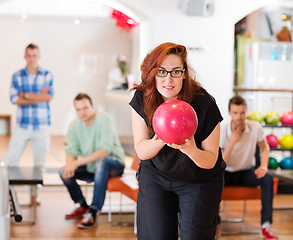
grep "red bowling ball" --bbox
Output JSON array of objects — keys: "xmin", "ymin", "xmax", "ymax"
[
  {"xmin": 281, "ymin": 111, "xmax": 293, "ymax": 126},
  {"xmin": 266, "ymin": 134, "xmax": 279, "ymax": 149},
  {"xmin": 152, "ymin": 99, "xmax": 198, "ymax": 144}
]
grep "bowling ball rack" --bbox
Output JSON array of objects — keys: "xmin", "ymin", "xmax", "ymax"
[{"xmin": 264, "ymin": 124, "xmax": 293, "ymax": 193}]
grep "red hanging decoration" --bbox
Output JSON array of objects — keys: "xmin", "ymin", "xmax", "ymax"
[{"xmin": 111, "ymin": 9, "xmax": 139, "ymax": 32}]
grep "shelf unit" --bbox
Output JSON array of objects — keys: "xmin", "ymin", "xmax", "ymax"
[
  {"xmin": 234, "ymin": 87, "xmax": 293, "ymax": 157},
  {"xmin": 263, "ymin": 124, "xmax": 293, "ymax": 155},
  {"xmin": 233, "ymin": 87, "xmax": 293, "ymax": 111},
  {"xmin": 267, "ymin": 148, "xmax": 293, "ymax": 152},
  {"xmin": 237, "ymin": 42, "xmax": 293, "ymax": 193}
]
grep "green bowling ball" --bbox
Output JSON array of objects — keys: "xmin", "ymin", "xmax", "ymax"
[
  {"xmin": 264, "ymin": 111, "xmax": 280, "ymax": 125},
  {"xmin": 268, "ymin": 157, "xmax": 279, "ymax": 170},
  {"xmin": 247, "ymin": 111, "xmax": 264, "ymax": 123}
]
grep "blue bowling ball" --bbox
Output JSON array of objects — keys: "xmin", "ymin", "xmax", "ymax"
[{"xmin": 279, "ymin": 157, "xmax": 293, "ymax": 169}]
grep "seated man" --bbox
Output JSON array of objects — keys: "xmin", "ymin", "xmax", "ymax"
[
  {"xmin": 217, "ymin": 95, "xmax": 277, "ymax": 240},
  {"xmin": 60, "ymin": 93, "xmax": 125, "ymax": 229}
]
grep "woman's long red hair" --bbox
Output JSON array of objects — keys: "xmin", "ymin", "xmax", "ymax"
[{"xmin": 132, "ymin": 42, "xmax": 203, "ymax": 136}]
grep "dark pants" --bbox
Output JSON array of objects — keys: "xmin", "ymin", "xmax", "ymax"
[
  {"xmin": 137, "ymin": 166, "xmax": 224, "ymax": 240},
  {"xmin": 224, "ymin": 168, "xmax": 274, "ymax": 224}
]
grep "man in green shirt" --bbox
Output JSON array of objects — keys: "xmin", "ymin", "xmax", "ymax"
[{"xmin": 59, "ymin": 93, "xmax": 125, "ymax": 229}]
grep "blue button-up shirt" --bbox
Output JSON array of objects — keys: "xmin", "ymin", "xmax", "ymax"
[{"xmin": 10, "ymin": 67, "xmax": 54, "ymax": 130}]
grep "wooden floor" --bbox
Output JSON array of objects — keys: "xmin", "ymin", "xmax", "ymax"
[
  {"xmin": 1, "ymin": 136, "xmax": 293, "ymax": 239},
  {"xmin": 8, "ymin": 188, "xmax": 293, "ymax": 240},
  {"xmin": 10, "ymin": 188, "xmax": 137, "ymax": 240}
]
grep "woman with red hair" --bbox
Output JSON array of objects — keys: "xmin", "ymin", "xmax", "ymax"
[{"xmin": 129, "ymin": 42, "xmax": 226, "ymax": 239}]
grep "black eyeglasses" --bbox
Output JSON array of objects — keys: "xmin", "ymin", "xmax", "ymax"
[{"xmin": 156, "ymin": 69, "xmax": 185, "ymax": 78}]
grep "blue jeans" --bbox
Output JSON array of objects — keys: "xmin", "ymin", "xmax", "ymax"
[{"xmin": 59, "ymin": 157, "xmax": 124, "ymax": 211}]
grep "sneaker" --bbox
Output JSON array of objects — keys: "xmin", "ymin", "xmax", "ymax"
[
  {"xmin": 215, "ymin": 224, "xmax": 220, "ymax": 239},
  {"xmin": 262, "ymin": 226, "xmax": 278, "ymax": 240},
  {"xmin": 65, "ymin": 206, "xmax": 88, "ymax": 219},
  {"xmin": 77, "ymin": 212, "xmax": 96, "ymax": 229}
]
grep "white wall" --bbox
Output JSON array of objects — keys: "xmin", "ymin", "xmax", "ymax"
[
  {"xmin": 119, "ymin": 0, "xmax": 288, "ymax": 122},
  {"xmin": 0, "ymin": 15, "xmax": 131, "ymax": 135},
  {"xmin": 0, "ymin": 0, "xmax": 290, "ymax": 136}
]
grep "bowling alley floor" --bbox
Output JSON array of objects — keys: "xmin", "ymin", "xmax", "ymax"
[
  {"xmin": 9, "ymin": 190, "xmax": 293, "ymax": 240},
  {"xmin": 1, "ymin": 135, "xmax": 293, "ymax": 239}
]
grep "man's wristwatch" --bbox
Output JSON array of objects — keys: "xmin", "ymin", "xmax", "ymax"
[{"xmin": 23, "ymin": 92, "xmax": 26, "ymax": 99}]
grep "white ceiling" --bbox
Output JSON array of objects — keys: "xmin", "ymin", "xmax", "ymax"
[
  {"xmin": 0, "ymin": 0, "xmax": 112, "ymax": 18},
  {"xmin": 1, "ymin": 0, "xmax": 293, "ymax": 23}
]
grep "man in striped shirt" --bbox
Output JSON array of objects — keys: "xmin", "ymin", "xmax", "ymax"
[{"xmin": 7, "ymin": 43, "xmax": 54, "ymax": 173}]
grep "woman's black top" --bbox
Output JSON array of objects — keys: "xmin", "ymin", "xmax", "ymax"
[{"xmin": 129, "ymin": 89, "xmax": 226, "ymax": 182}]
